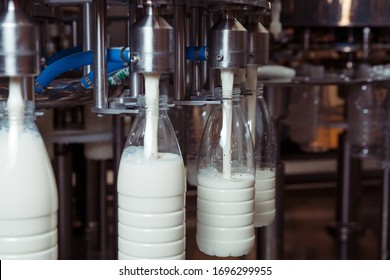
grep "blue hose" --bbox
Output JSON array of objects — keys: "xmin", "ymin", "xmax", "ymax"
[
  {"xmin": 46, "ymin": 46, "xmax": 83, "ymax": 65},
  {"xmin": 186, "ymin": 46, "xmax": 208, "ymax": 61},
  {"xmin": 81, "ymin": 62, "xmax": 126, "ymax": 89},
  {"xmin": 35, "ymin": 47, "xmax": 131, "ymax": 93}
]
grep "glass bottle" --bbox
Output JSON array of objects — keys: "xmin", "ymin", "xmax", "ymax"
[
  {"xmin": 251, "ymin": 84, "xmax": 277, "ymax": 227},
  {"xmin": 117, "ymin": 94, "xmax": 186, "ymax": 260},
  {"xmin": 0, "ymin": 101, "xmax": 58, "ymax": 260},
  {"xmin": 196, "ymin": 88, "xmax": 255, "ymax": 257}
]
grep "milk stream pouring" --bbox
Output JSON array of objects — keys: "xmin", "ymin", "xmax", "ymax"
[
  {"xmin": 0, "ymin": 101, "xmax": 58, "ymax": 260},
  {"xmin": 117, "ymin": 94, "xmax": 186, "ymax": 260},
  {"xmin": 196, "ymin": 82, "xmax": 256, "ymax": 257}
]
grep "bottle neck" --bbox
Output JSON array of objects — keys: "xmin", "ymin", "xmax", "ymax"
[
  {"xmin": 214, "ymin": 87, "xmax": 242, "ymax": 102},
  {"xmin": 257, "ymin": 84, "xmax": 265, "ymax": 98},
  {"xmin": 0, "ymin": 101, "xmax": 35, "ymax": 121},
  {"xmin": 137, "ymin": 94, "xmax": 169, "ymax": 112}
]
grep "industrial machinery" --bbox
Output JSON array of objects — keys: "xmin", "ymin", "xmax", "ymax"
[{"xmin": 0, "ymin": 0, "xmax": 389, "ymax": 260}]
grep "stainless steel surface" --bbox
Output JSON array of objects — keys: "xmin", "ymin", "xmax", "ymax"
[
  {"xmin": 82, "ymin": 2, "xmax": 93, "ymax": 75},
  {"xmin": 130, "ymin": 5, "xmax": 174, "ymax": 73},
  {"xmin": 173, "ymin": 5, "xmax": 186, "ymax": 100},
  {"xmin": 174, "ymin": 4, "xmax": 186, "ymax": 100},
  {"xmin": 53, "ymin": 143, "xmax": 73, "ymax": 260},
  {"xmin": 93, "ymin": 0, "xmax": 108, "ymax": 111},
  {"xmin": 208, "ymin": 11, "xmax": 247, "ymax": 69},
  {"xmin": 0, "ymin": 0, "xmax": 40, "ymax": 76},
  {"xmin": 245, "ymin": 16, "xmax": 269, "ymax": 65},
  {"xmin": 281, "ymin": 0, "xmax": 390, "ymax": 27}
]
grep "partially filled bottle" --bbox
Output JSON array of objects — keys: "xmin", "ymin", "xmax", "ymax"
[
  {"xmin": 196, "ymin": 87, "xmax": 255, "ymax": 257},
  {"xmin": 117, "ymin": 94, "xmax": 186, "ymax": 260},
  {"xmin": 0, "ymin": 101, "xmax": 58, "ymax": 260},
  {"xmin": 252, "ymin": 85, "xmax": 277, "ymax": 227}
]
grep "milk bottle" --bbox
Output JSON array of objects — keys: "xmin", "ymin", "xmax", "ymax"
[
  {"xmin": 117, "ymin": 86, "xmax": 186, "ymax": 259},
  {"xmin": 0, "ymin": 99, "xmax": 58, "ymax": 260},
  {"xmin": 196, "ymin": 71, "xmax": 255, "ymax": 257}
]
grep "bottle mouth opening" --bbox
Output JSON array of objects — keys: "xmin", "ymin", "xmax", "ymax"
[
  {"xmin": 213, "ymin": 87, "xmax": 242, "ymax": 100},
  {"xmin": 136, "ymin": 94, "xmax": 169, "ymax": 108},
  {"xmin": 0, "ymin": 100, "xmax": 35, "ymax": 117}
]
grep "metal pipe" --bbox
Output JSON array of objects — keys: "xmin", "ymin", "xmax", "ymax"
[
  {"xmin": 53, "ymin": 143, "xmax": 73, "ymax": 260},
  {"xmin": 174, "ymin": 4, "xmax": 186, "ymax": 100},
  {"xmin": 93, "ymin": 0, "xmax": 108, "ymax": 111},
  {"xmin": 335, "ymin": 131, "xmax": 361, "ymax": 259},
  {"xmin": 112, "ymin": 115, "xmax": 124, "ymax": 259},
  {"xmin": 128, "ymin": 1, "xmax": 143, "ymax": 97},
  {"xmin": 99, "ymin": 160, "xmax": 107, "ymax": 257},
  {"xmin": 83, "ymin": 2, "xmax": 93, "ymax": 75},
  {"xmin": 191, "ymin": 7, "xmax": 203, "ymax": 95}
]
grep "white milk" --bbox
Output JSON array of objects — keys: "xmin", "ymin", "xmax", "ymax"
[
  {"xmin": 196, "ymin": 168, "xmax": 255, "ymax": 257},
  {"xmin": 117, "ymin": 146, "xmax": 186, "ymax": 259},
  {"xmin": 246, "ymin": 65, "xmax": 258, "ymax": 143},
  {"xmin": 220, "ymin": 69, "xmax": 235, "ymax": 179},
  {"xmin": 143, "ymin": 73, "xmax": 161, "ymax": 159},
  {"xmin": 0, "ymin": 129, "xmax": 58, "ymax": 259},
  {"xmin": 254, "ymin": 169, "xmax": 276, "ymax": 227}
]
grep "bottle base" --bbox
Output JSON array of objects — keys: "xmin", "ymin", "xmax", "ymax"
[
  {"xmin": 196, "ymin": 235, "xmax": 255, "ymax": 257},
  {"xmin": 118, "ymin": 251, "xmax": 185, "ymax": 260}
]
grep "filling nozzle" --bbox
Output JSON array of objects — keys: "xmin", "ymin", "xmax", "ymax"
[
  {"xmin": 129, "ymin": 1, "xmax": 174, "ymax": 74},
  {"xmin": 0, "ymin": 0, "xmax": 40, "ymax": 77},
  {"xmin": 208, "ymin": 9, "xmax": 248, "ymax": 69},
  {"xmin": 245, "ymin": 15, "xmax": 269, "ymax": 66}
]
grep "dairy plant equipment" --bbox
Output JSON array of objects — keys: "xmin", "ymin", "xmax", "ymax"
[{"xmin": 1, "ymin": 0, "xmax": 389, "ymax": 260}]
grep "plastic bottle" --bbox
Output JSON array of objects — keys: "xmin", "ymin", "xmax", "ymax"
[
  {"xmin": 251, "ymin": 84, "xmax": 277, "ymax": 227},
  {"xmin": 117, "ymin": 94, "xmax": 186, "ymax": 260},
  {"xmin": 196, "ymin": 87, "xmax": 255, "ymax": 257},
  {"xmin": 0, "ymin": 101, "xmax": 58, "ymax": 260}
]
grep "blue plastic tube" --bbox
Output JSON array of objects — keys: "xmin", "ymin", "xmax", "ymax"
[
  {"xmin": 81, "ymin": 62, "xmax": 126, "ymax": 89},
  {"xmin": 46, "ymin": 46, "xmax": 83, "ymax": 65},
  {"xmin": 185, "ymin": 46, "xmax": 208, "ymax": 61},
  {"xmin": 35, "ymin": 47, "xmax": 130, "ymax": 93}
]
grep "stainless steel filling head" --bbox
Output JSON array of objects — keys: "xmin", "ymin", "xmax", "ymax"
[
  {"xmin": 0, "ymin": 0, "xmax": 40, "ymax": 77},
  {"xmin": 245, "ymin": 17, "xmax": 269, "ymax": 65},
  {"xmin": 129, "ymin": 5, "xmax": 174, "ymax": 73},
  {"xmin": 208, "ymin": 12, "xmax": 248, "ymax": 69}
]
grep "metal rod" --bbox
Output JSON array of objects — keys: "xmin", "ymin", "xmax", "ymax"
[
  {"xmin": 83, "ymin": 2, "xmax": 93, "ymax": 75},
  {"xmin": 112, "ymin": 115, "xmax": 125, "ymax": 259},
  {"xmin": 174, "ymin": 4, "xmax": 186, "ymax": 100},
  {"xmin": 191, "ymin": 7, "xmax": 202, "ymax": 94},
  {"xmin": 53, "ymin": 143, "xmax": 72, "ymax": 260},
  {"xmin": 99, "ymin": 160, "xmax": 107, "ymax": 257},
  {"xmin": 85, "ymin": 159, "xmax": 99, "ymax": 255},
  {"xmin": 93, "ymin": 0, "xmax": 108, "ymax": 110}
]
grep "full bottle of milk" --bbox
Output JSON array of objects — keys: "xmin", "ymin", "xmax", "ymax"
[
  {"xmin": 117, "ymin": 94, "xmax": 186, "ymax": 260},
  {"xmin": 0, "ymin": 101, "xmax": 58, "ymax": 260},
  {"xmin": 196, "ymin": 87, "xmax": 255, "ymax": 257}
]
